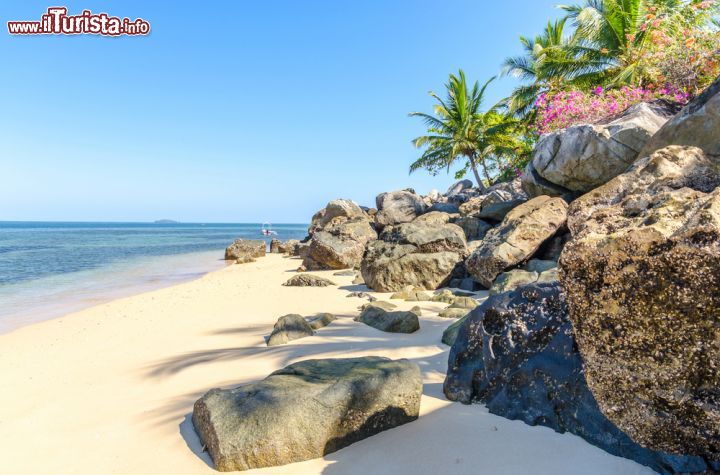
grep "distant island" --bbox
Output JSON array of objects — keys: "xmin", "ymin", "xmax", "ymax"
[{"xmin": 153, "ymin": 219, "xmax": 179, "ymax": 224}]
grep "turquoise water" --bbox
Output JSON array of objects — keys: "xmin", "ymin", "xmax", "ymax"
[{"xmin": 0, "ymin": 222, "xmax": 308, "ymax": 332}]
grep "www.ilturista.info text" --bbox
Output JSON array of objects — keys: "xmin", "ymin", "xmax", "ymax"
[{"xmin": 8, "ymin": 7, "xmax": 150, "ymax": 36}]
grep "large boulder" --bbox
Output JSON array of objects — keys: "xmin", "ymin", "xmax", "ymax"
[
  {"xmin": 523, "ymin": 102, "xmax": 677, "ymax": 197},
  {"xmin": 443, "ymin": 283, "xmax": 715, "ymax": 473},
  {"xmin": 375, "ymin": 190, "xmax": 427, "ymax": 228},
  {"xmin": 465, "ymin": 196, "xmax": 568, "ymax": 287},
  {"xmin": 360, "ymin": 220, "xmax": 467, "ymax": 292},
  {"xmin": 355, "ymin": 306, "xmax": 420, "ymax": 333},
  {"xmin": 560, "ymin": 145, "xmax": 720, "ymax": 459},
  {"xmin": 266, "ymin": 314, "xmax": 314, "ymax": 347},
  {"xmin": 380, "ymin": 221, "xmax": 467, "ymax": 254},
  {"xmin": 193, "ymin": 357, "xmax": 422, "ymax": 472},
  {"xmin": 641, "ymin": 75, "xmax": 720, "ymax": 157},
  {"xmin": 304, "ymin": 200, "xmax": 377, "ymax": 270},
  {"xmin": 225, "ymin": 239, "xmax": 266, "ymax": 260},
  {"xmin": 308, "ymin": 199, "xmax": 367, "ymax": 234},
  {"xmin": 361, "ymin": 244, "xmax": 459, "ymax": 293}
]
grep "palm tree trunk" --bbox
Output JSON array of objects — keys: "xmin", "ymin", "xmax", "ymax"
[
  {"xmin": 468, "ymin": 155, "xmax": 486, "ymax": 192},
  {"xmin": 480, "ymin": 159, "xmax": 492, "ymax": 187}
]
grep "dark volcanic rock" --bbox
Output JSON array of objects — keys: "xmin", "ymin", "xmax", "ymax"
[
  {"xmin": 443, "ymin": 283, "xmax": 715, "ymax": 474},
  {"xmin": 193, "ymin": 357, "xmax": 422, "ymax": 471},
  {"xmin": 560, "ymin": 145, "xmax": 720, "ymax": 459},
  {"xmin": 355, "ymin": 306, "xmax": 420, "ymax": 333},
  {"xmin": 283, "ymin": 274, "xmax": 336, "ymax": 287}
]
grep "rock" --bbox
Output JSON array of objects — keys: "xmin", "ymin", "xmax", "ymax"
[
  {"xmin": 413, "ymin": 211, "xmax": 452, "ymax": 225},
  {"xmin": 441, "ymin": 313, "xmax": 471, "ymax": 346},
  {"xmin": 346, "ymin": 291, "xmax": 376, "ymax": 302},
  {"xmin": 446, "ymin": 179, "xmax": 474, "ymax": 197},
  {"xmin": 193, "ymin": 357, "xmax": 422, "ymax": 472},
  {"xmin": 375, "ymin": 190, "xmax": 427, "ymax": 228},
  {"xmin": 352, "ymin": 274, "xmax": 365, "ymax": 285},
  {"xmin": 269, "ymin": 238, "xmax": 282, "ymax": 253},
  {"xmin": 360, "ymin": 220, "xmax": 468, "ymax": 292},
  {"xmin": 438, "ymin": 307, "xmax": 470, "ymax": 319},
  {"xmin": 390, "ymin": 288, "xmax": 432, "ymax": 301},
  {"xmin": 278, "ymin": 239, "xmax": 301, "ymax": 255},
  {"xmin": 476, "ymin": 191, "xmax": 527, "ymax": 222},
  {"xmin": 489, "ymin": 270, "xmax": 539, "ymax": 295},
  {"xmin": 305, "ymin": 313, "xmax": 336, "ymax": 330},
  {"xmin": 355, "ymin": 306, "xmax": 420, "ymax": 333},
  {"xmin": 333, "ymin": 270, "xmax": 357, "ymax": 277},
  {"xmin": 443, "ymin": 283, "xmax": 714, "ymax": 473},
  {"xmin": 235, "ymin": 256, "xmax": 256, "ymax": 264},
  {"xmin": 304, "ymin": 219, "xmax": 377, "ymax": 270},
  {"xmin": 535, "ymin": 232, "xmax": 570, "ymax": 261},
  {"xmin": 524, "ymin": 259, "xmax": 557, "ymax": 273},
  {"xmin": 283, "ymin": 274, "xmax": 336, "ymax": 287},
  {"xmin": 409, "ymin": 305, "xmax": 422, "ymax": 316},
  {"xmin": 295, "ymin": 242, "xmax": 311, "ymax": 259},
  {"xmin": 467, "ymin": 240, "xmax": 482, "ymax": 254},
  {"xmin": 266, "ymin": 314, "xmax": 314, "ymax": 347},
  {"xmin": 454, "ymin": 217, "xmax": 492, "ymax": 241},
  {"xmin": 465, "ymin": 196, "xmax": 568, "ymax": 287},
  {"xmin": 361, "ymin": 241, "xmax": 462, "ymax": 292},
  {"xmin": 431, "ymin": 289, "xmax": 457, "ymax": 304},
  {"xmin": 521, "ymin": 161, "xmax": 573, "ymax": 198},
  {"xmin": 524, "ymin": 102, "xmax": 676, "ymax": 196},
  {"xmin": 446, "ymin": 296, "xmax": 478, "ymax": 310},
  {"xmin": 358, "ymin": 301, "xmax": 397, "ymax": 312},
  {"xmin": 427, "ymin": 202, "xmax": 460, "ymax": 214},
  {"xmin": 303, "ymin": 199, "xmax": 377, "ymax": 270},
  {"xmin": 225, "ymin": 239, "xmax": 266, "ymax": 261},
  {"xmin": 308, "ymin": 199, "xmax": 367, "ymax": 234},
  {"xmin": 459, "ymin": 179, "xmax": 529, "ymax": 222},
  {"xmin": 426, "ymin": 189, "xmax": 442, "ymax": 202},
  {"xmin": 380, "ymin": 222, "xmax": 467, "ymax": 254},
  {"xmin": 559, "ymin": 145, "xmax": 720, "ymax": 459},
  {"xmin": 536, "ymin": 267, "xmax": 559, "ymax": 284},
  {"xmin": 640, "ymin": 76, "xmax": 720, "ymax": 157},
  {"xmin": 453, "ymin": 277, "xmax": 477, "ymax": 292}
]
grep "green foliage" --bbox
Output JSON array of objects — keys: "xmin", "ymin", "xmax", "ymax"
[
  {"xmin": 503, "ymin": 0, "xmax": 720, "ymax": 125},
  {"xmin": 409, "ymin": 71, "xmax": 526, "ymax": 189}
]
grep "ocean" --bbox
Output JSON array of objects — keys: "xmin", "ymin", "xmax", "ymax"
[{"xmin": 0, "ymin": 222, "xmax": 308, "ymax": 332}]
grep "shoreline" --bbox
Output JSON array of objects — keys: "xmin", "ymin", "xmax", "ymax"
[
  {"xmin": 0, "ymin": 249, "xmax": 233, "ymax": 334},
  {"xmin": 0, "ymin": 254, "xmax": 652, "ymax": 474}
]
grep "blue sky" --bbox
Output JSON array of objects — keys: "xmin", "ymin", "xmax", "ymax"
[{"xmin": 1, "ymin": 0, "xmax": 562, "ymax": 223}]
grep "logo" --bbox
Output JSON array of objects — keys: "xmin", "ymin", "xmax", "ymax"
[{"xmin": 8, "ymin": 7, "xmax": 150, "ymax": 36}]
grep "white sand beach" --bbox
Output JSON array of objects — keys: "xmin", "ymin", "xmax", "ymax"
[{"xmin": 0, "ymin": 254, "xmax": 653, "ymax": 475}]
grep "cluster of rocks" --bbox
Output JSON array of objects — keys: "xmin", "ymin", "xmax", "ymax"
[
  {"xmin": 206, "ymin": 76, "xmax": 720, "ymax": 473},
  {"xmin": 444, "ymin": 76, "xmax": 720, "ymax": 472}
]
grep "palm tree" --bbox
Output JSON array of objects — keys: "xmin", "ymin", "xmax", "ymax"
[
  {"xmin": 502, "ymin": 18, "xmax": 575, "ymax": 119},
  {"xmin": 557, "ymin": 0, "xmax": 697, "ymax": 86},
  {"xmin": 409, "ymin": 71, "xmax": 522, "ymax": 190}
]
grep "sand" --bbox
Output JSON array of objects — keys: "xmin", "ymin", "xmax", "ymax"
[{"xmin": 0, "ymin": 254, "xmax": 653, "ymax": 474}]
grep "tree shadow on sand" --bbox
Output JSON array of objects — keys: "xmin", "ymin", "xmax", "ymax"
[{"xmin": 142, "ymin": 314, "xmax": 455, "ymax": 468}]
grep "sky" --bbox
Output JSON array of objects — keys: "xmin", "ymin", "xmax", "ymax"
[{"xmin": 0, "ymin": 0, "xmax": 563, "ymax": 223}]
